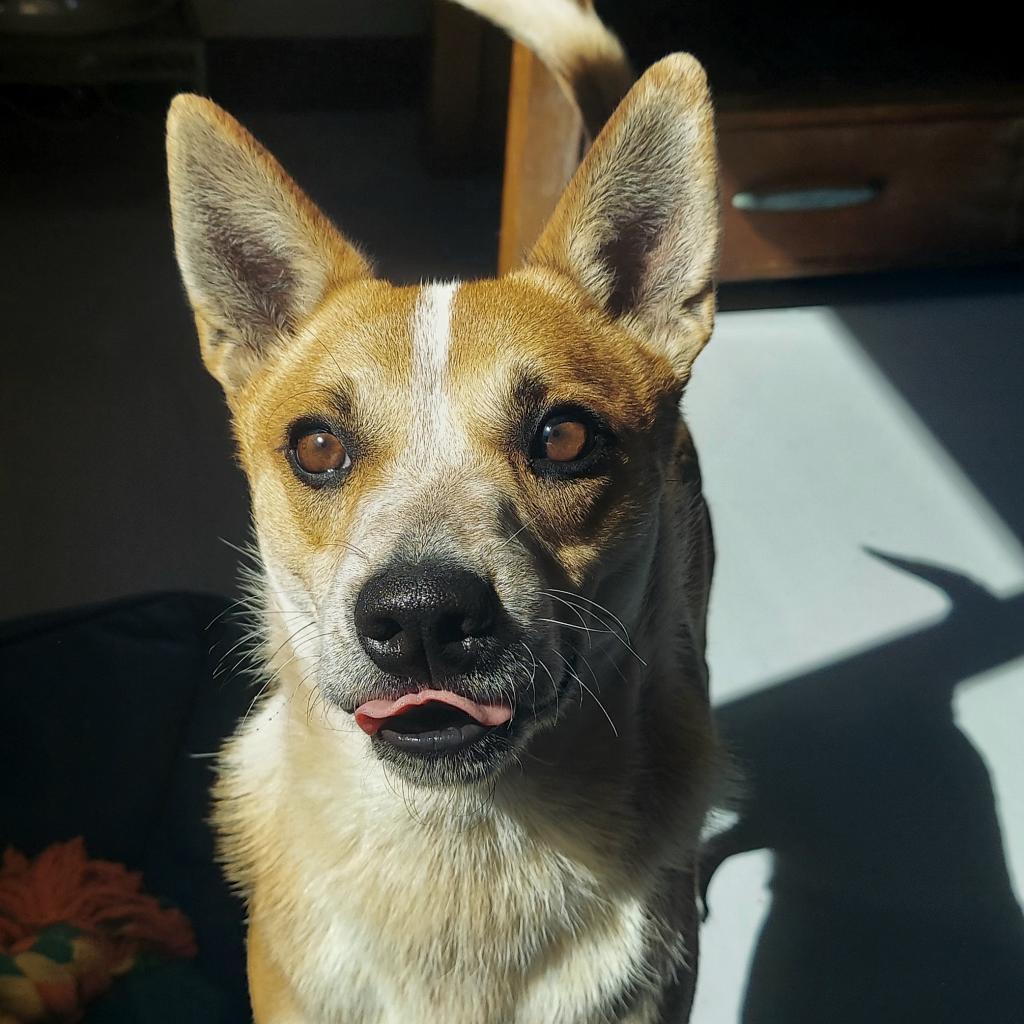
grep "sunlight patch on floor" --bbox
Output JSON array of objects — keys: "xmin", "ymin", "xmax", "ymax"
[{"xmin": 688, "ymin": 305, "xmax": 1024, "ymax": 704}]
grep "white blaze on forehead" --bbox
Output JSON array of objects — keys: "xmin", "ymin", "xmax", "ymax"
[
  {"xmin": 408, "ymin": 281, "xmax": 462, "ymax": 460},
  {"xmin": 411, "ymin": 280, "xmax": 458, "ymax": 390}
]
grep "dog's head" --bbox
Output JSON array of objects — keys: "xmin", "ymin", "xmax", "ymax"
[{"xmin": 167, "ymin": 56, "xmax": 718, "ymax": 787}]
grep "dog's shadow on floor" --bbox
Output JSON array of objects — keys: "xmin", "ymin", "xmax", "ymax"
[{"xmin": 703, "ymin": 552, "xmax": 1024, "ymax": 1024}]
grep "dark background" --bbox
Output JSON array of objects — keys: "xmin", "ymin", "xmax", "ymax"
[{"xmin": 1, "ymin": 0, "xmax": 505, "ymax": 620}]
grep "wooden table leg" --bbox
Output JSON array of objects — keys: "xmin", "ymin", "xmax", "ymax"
[{"xmin": 498, "ymin": 41, "xmax": 583, "ymax": 273}]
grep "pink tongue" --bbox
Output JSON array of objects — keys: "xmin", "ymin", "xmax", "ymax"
[{"xmin": 355, "ymin": 690, "xmax": 512, "ymax": 736}]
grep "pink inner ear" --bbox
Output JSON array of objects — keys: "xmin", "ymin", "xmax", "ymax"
[{"xmin": 354, "ymin": 690, "xmax": 513, "ymax": 735}]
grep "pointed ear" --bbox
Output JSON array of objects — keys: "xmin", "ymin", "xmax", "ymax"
[
  {"xmin": 527, "ymin": 54, "xmax": 719, "ymax": 379},
  {"xmin": 166, "ymin": 95, "xmax": 371, "ymax": 391}
]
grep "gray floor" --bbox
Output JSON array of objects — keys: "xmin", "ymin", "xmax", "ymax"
[{"xmin": 2, "ymin": 98, "xmax": 1022, "ymax": 1021}]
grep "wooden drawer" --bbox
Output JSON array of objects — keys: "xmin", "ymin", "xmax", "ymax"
[{"xmin": 717, "ymin": 103, "xmax": 1024, "ymax": 281}]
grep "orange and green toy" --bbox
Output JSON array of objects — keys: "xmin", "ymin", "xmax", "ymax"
[{"xmin": 0, "ymin": 839, "xmax": 196, "ymax": 1023}]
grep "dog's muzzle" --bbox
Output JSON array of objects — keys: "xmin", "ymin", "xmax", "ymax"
[{"xmin": 351, "ymin": 561, "xmax": 523, "ymax": 763}]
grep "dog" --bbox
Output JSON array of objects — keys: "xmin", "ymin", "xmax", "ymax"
[{"xmin": 166, "ymin": 1, "xmax": 721, "ymax": 1019}]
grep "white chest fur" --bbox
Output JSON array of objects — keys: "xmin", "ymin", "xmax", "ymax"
[{"xmin": 217, "ymin": 694, "xmax": 676, "ymax": 1024}]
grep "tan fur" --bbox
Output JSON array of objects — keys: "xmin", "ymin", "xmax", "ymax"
[
  {"xmin": 166, "ymin": 16, "xmax": 721, "ymax": 1024},
  {"xmin": 248, "ymin": 925, "xmax": 307, "ymax": 1024}
]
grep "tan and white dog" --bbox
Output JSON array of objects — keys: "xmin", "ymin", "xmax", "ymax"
[{"xmin": 167, "ymin": 1, "xmax": 721, "ymax": 1020}]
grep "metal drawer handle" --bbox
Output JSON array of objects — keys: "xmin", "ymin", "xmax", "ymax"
[{"xmin": 732, "ymin": 183, "xmax": 883, "ymax": 212}]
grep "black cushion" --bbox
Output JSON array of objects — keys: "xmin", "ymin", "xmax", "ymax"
[{"xmin": 0, "ymin": 592, "xmax": 254, "ymax": 1022}]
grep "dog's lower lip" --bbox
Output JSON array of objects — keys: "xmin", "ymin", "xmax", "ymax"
[
  {"xmin": 367, "ymin": 697, "xmax": 502, "ymax": 757},
  {"xmin": 378, "ymin": 721, "xmax": 489, "ymax": 754}
]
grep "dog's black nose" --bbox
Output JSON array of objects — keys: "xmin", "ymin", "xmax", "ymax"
[{"xmin": 354, "ymin": 563, "xmax": 505, "ymax": 682}]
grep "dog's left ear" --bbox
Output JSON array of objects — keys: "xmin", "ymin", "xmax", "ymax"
[
  {"xmin": 527, "ymin": 54, "xmax": 719, "ymax": 380},
  {"xmin": 167, "ymin": 95, "xmax": 371, "ymax": 392}
]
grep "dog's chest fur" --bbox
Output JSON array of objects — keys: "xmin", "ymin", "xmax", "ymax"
[{"xmin": 219, "ymin": 684, "xmax": 681, "ymax": 1024}]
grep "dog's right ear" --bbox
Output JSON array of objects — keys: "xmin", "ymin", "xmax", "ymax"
[{"xmin": 167, "ymin": 95, "xmax": 371, "ymax": 392}]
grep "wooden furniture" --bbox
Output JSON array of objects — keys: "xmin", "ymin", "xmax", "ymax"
[
  {"xmin": 498, "ymin": 45, "xmax": 584, "ymax": 274},
  {"xmin": 715, "ymin": 95, "xmax": 1024, "ymax": 281},
  {"xmin": 496, "ymin": 40, "xmax": 1024, "ymax": 281}
]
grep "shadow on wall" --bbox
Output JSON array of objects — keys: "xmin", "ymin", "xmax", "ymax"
[{"xmin": 703, "ymin": 554, "xmax": 1024, "ymax": 1024}]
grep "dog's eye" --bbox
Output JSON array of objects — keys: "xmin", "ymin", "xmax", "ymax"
[
  {"xmin": 531, "ymin": 408, "xmax": 607, "ymax": 477},
  {"xmin": 542, "ymin": 417, "xmax": 589, "ymax": 462},
  {"xmin": 293, "ymin": 429, "xmax": 351, "ymax": 476}
]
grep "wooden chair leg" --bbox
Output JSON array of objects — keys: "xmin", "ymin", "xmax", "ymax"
[{"xmin": 498, "ymin": 42, "xmax": 583, "ymax": 273}]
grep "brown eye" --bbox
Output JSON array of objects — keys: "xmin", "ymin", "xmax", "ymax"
[
  {"xmin": 530, "ymin": 407, "xmax": 610, "ymax": 478},
  {"xmin": 294, "ymin": 429, "xmax": 350, "ymax": 475},
  {"xmin": 542, "ymin": 417, "xmax": 589, "ymax": 462}
]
